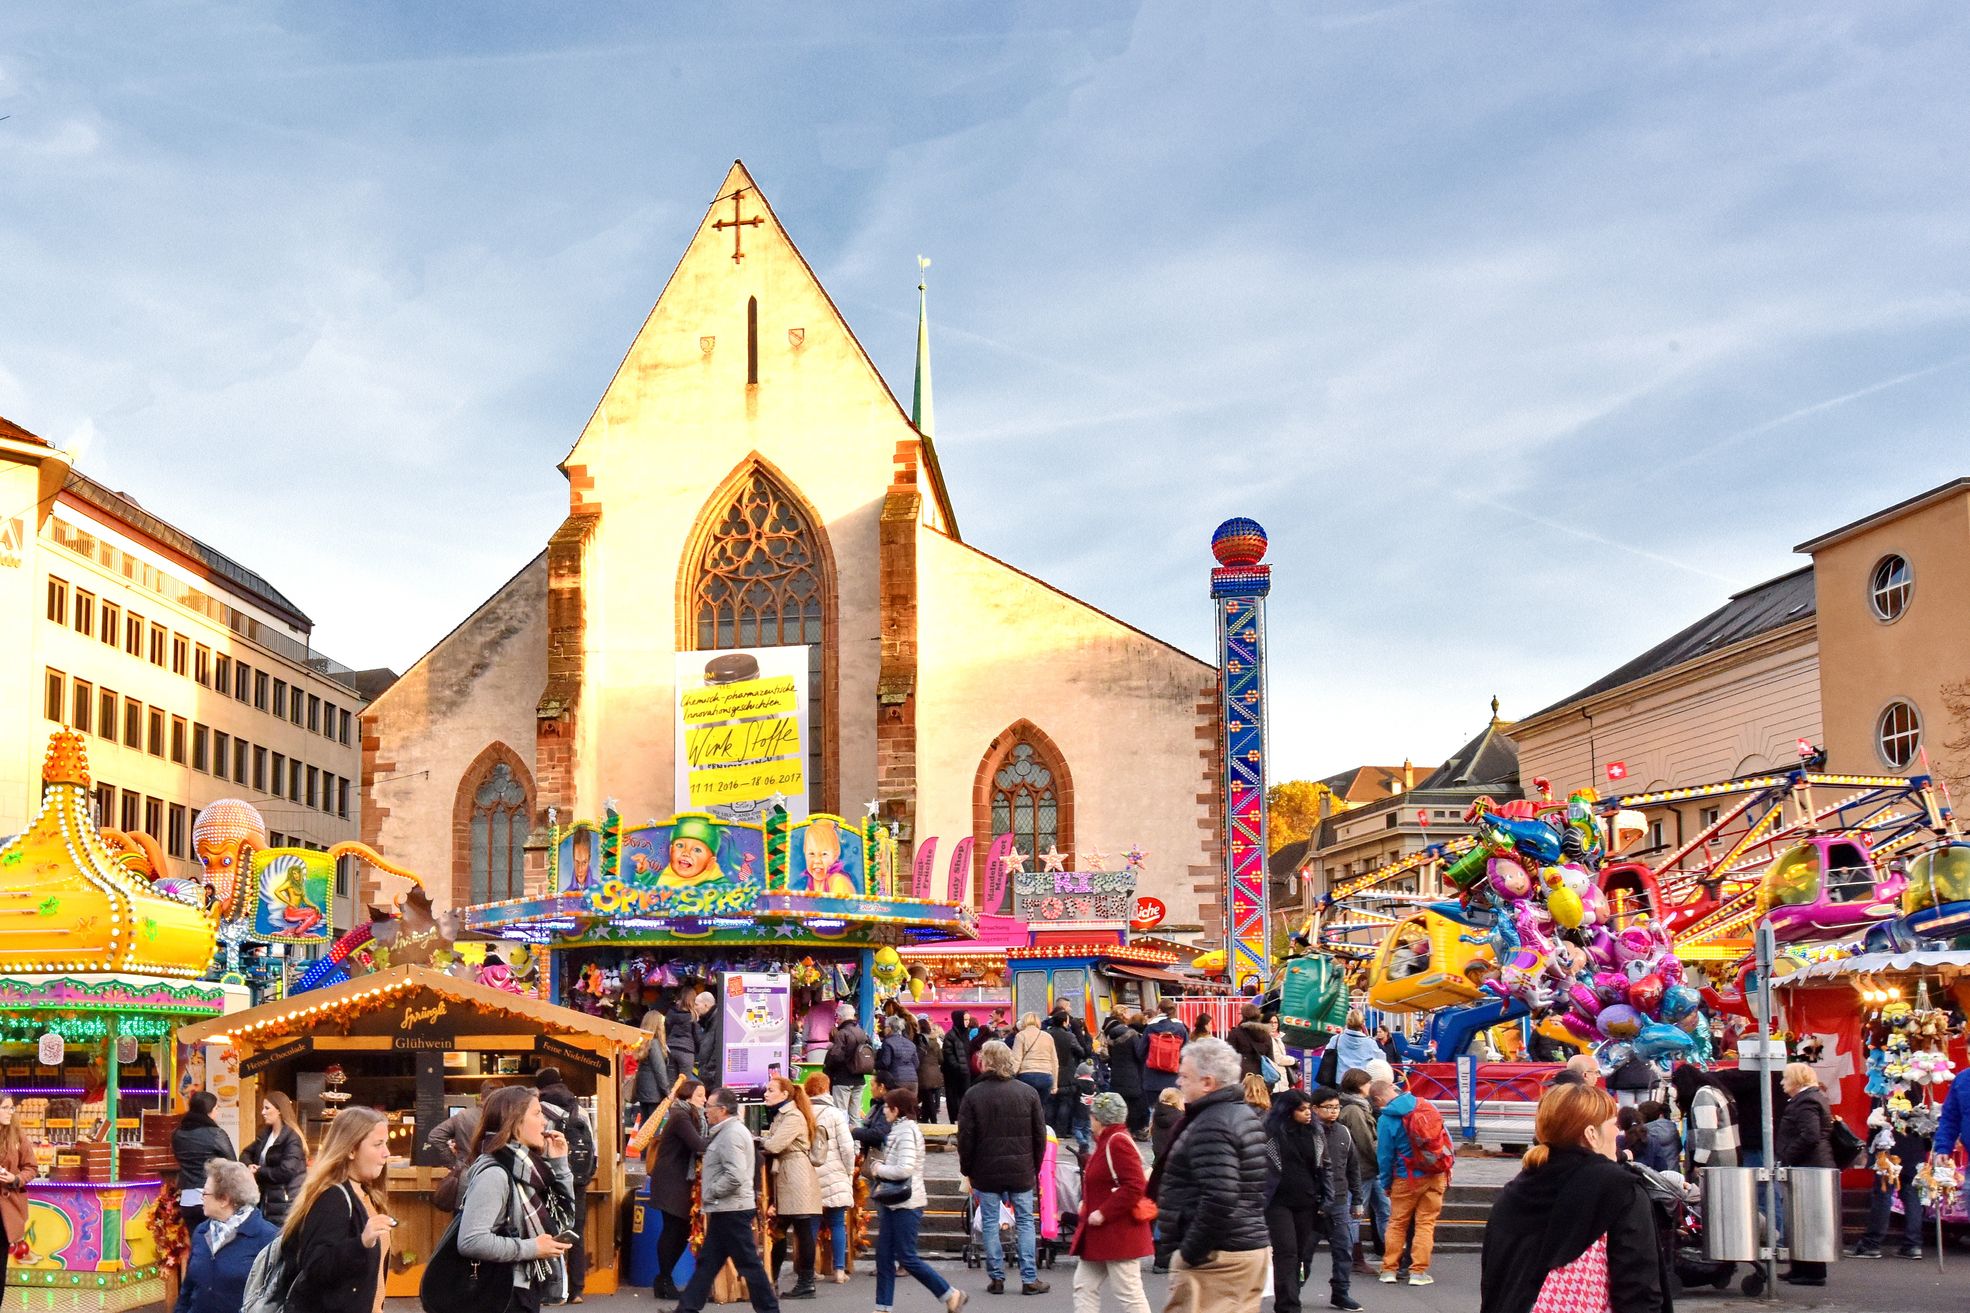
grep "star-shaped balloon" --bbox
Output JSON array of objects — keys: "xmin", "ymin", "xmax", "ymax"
[
  {"xmin": 1002, "ymin": 846, "xmax": 1030, "ymax": 875},
  {"xmin": 1082, "ymin": 848, "xmax": 1109, "ymax": 872},
  {"xmin": 865, "ymin": 799, "xmax": 881, "ymax": 818},
  {"xmin": 1041, "ymin": 845, "xmax": 1068, "ymax": 873}
]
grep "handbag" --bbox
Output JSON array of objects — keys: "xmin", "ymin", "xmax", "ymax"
[
  {"xmin": 873, "ymin": 1122, "xmax": 920, "ymax": 1207},
  {"xmin": 1103, "ymin": 1136, "xmax": 1158, "ymax": 1223},
  {"xmin": 420, "ymin": 1169, "xmax": 519, "ymax": 1313}
]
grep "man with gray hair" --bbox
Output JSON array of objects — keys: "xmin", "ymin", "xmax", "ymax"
[
  {"xmin": 669, "ymin": 1088, "xmax": 779, "ymax": 1313},
  {"xmin": 1148, "ymin": 1036, "xmax": 1270, "ymax": 1312},
  {"xmin": 957, "ymin": 1038, "xmax": 1050, "ymax": 1295}
]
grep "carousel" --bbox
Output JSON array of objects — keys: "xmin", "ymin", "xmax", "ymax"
[{"xmin": 0, "ymin": 732, "xmax": 228, "ymax": 1311}]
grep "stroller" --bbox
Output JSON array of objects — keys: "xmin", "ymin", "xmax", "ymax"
[
  {"xmin": 962, "ymin": 1131, "xmax": 1077, "ymax": 1271},
  {"xmin": 1628, "ymin": 1162, "xmax": 1734, "ymax": 1295}
]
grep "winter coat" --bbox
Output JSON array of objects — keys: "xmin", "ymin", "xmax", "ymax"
[
  {"xmin": 1071, "ymin": 1123, "xmax": 1154, "ymax": 1262},
  {"xmin": 1103, "ymin": 1020, "xmax": 1145, "ymax": 1096},
  {"xmin": 942, "ymin": 1019, "xmax": 974, "ymax": 1085},
  {"xmin": 1227, "ymin": 1020, "xmax": 1273, "ymax": 1077},
  {"xmin": 810, "ymin": 1101, "xmax": 857, "ymax": 1209},
  {"xmin": 1267, "ymin": 1118, "xmax": 1324, "ymax": 1211},
  {"xmin": 1330, "ymin": 1027, "xmax": 1384, "ymax": 1080},
  {"xmin": 1152, "ymin": 1084, "xmax": 1270, "ymax": 1264},
  {"xmin": 1011, "ymin": 1025, "xmax": 1057, "ymax": 1089},
  {"xmin": 696, "ymin": 1010, "xmax": 722, "ymax": 1087},
  {"xmin": 172, "ymin": 1121, "xmax": 236, "ymax": 1199},
  {"xmin": 700, "ymin": 1115, "xmax": 757, "ymax": 1214},
  {"xmin": 1045, "ymin": 1019, "xmax": 1087, "ymax": 1083},
  {"xmin": 1376, "ymin": 1092, "xmax": 1449, "ymax": 1187},
  {"xmin": 1479, "ymin": 1147, "xmax": 1668, "ymax": 1313},
  {"xmin": 824, "ymin": 1021, "xmax": 872, "ymax": 1087},
  {"xmin": 875, "ymin": 1031, "xmax": 920, "ymax": 1088},
  {"xmin": 871, "ymin": 1117, "xmax": 930, "ymax": 1211},
  {"xmin": 1637, "ymin": 1119, "xmax": 1680, "ymax": 1174},
  {"xmin": 665, "ymin": 1005, "xmax": 699, "ymax": 1077},
  {"xmin": 1319, "ymin": 1118, "xmax": 1364, "ymax": 1207},
  {"xmin": 282, "ymin": 1182, "xmax": 381, "ymax": 1313},
  {"xmin": 1933, "ymin": 1068, "xmax": 1970, "ymax": 1158},
  {"xmin": 916, "ymin": 1030, "xmax": 945, "ymax": 1091},
  {"xmin": 761, "ymin": 1101, "xmax": 822, "ymax": 1216},
  {"xmin": 957, "ymin": 1074, "xmax": 1048, "ymax": 1194},
  {"xmin": 1141, "ymin": 1018, "xmax": 1189, "ymax": 1094},
  {"xmin": 1337, "ymin": 1092, "xmax": 1379, "ymax": 1181},
  {"xmin": 0, "ymin": 1137, "xmax": 35, "ymax": 1245},
  {"xmin": 632, "ymin": 1034, "xmax": 673, "ymax": 1105},
  {"xmin": 646, "ymin": 1104, "xmax": 709, "ymax": 1218},
  {"xmin": 242, "ymin": 1126, "xmax": 309, "ymax": 1223},
  {"xmin": 175, "ymin": 1210, "xmax": 280, "ymax": 1313},
  {"xmin": 1776, "ymin": 1086, "xmax": 1835, "ymax": 1169}
]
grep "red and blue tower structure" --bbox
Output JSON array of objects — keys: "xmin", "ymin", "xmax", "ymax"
[{"xmin": 1211, "ymin": 517, "xmax": 1271, "ymax": 994}]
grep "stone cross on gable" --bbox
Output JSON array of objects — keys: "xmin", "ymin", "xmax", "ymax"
[{"xmin": 713, "ymin": 188, "xmax": 764, "ymax": 264}]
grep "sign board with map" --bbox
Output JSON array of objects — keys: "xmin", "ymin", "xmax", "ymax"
[{"xmin": 718, "ymin": 970, "xmax": 790, "ymax": 1098}]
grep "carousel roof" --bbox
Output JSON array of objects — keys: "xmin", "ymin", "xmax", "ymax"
[
  {"xmin": 0, "ymin": 732, "xmax": 216, "ymax": 978},
  {"xmin": 1774, "ymin": 949, "xmax": 1970, "ymax": 983}
]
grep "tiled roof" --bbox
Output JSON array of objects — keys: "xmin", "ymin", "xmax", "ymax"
[
  {"xmin": 1526, "ymin": 566, "xmax": 1815, "ymax": 721},
  {"xmin": 1418, "ymin": 721, "xmax": 1520, "ymax": 791},
  {"xmin": 0, "ymin": 415, "xmax": 51, "ymax": 446}
]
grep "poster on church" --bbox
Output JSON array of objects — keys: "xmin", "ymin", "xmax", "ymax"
[{"xmin": 674, "ymin": 646, "xmax": 810, "ymax": 822}]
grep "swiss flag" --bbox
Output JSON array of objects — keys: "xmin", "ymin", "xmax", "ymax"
[
  {"xmin": 1416, "ymin": 809, "xmax": 1430, "ymax": 827},
  {"xmin": 1796, "ymin": 738, "xmax": 1815, "ymax": 758},
  {"xmin": 1606, "ymin": 761, "xmax": 1628, "ymax": 782}
]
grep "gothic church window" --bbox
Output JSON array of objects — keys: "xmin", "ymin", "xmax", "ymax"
[
  {"xmin": 687, "ymin": 467, "xmax": 830, "ymax": 805},
  {"xmin": 467, "ymin": 760, "xmax": 528, "ymax": 905},
  {"xmin": 975, "ymin": 722, "xmax": 1074, "ymax": 914}
]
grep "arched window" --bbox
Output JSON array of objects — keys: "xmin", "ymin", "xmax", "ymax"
[
  {"xmin": 683, "ymin": 461, "xmax": 835, "ymax": 810},
  {"xmin": 974, "ymin": 721, "xmax": 1075, "ymax": 914},
  {"xmin": 452, "ymin": 743, "xmax": 534, "ymax": 909}
]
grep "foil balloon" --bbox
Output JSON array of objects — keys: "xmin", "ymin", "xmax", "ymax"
[
  {"xmin": 1658, "ymin": 983, "xmax": 1701, "ymax": 1022},
  {"xmin": 1549, "ymin": 886, "xmax": 1585, "ymax": 929},
  {"xmin": 1489, "ymin": 857, "xmax": 1535, "ymax": 900},
  {"xmin": 1592, "ymin": 972, "xmax": 1631, "ymax": 1005},
  {"xmin": 1629, "ymin": 972, "xmax": 1666, "ymax": 1016},
  {"xmin": 1633, "ymin": 1021, "xmax": 1696, "ymax": 1062},
  {"xmin": 1569, "ymin": 983, "xmax": 1606, "ymax": 1019},
  {"xmin": 908, "ymin": 977, "xmax": 927, "ymax": 1001},
  {"xmin": 1598, "ymin": 1040, "xmax": 1636, "ymax": 1073},
  {"xmin": 1598, "ymin": 1004, "xmax": 1643, "ymax": 1039}
]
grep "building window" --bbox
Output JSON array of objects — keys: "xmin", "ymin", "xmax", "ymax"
[
  {"xmin": 272, "ymin": 752, "xmax": 285, "ymax": 792},
  {"xmin": 98, "ymin": 688, "xmax": 117, "ymax": 741},
  {"xmin": 273, "ymin": 680, "xmax": 287, "ymax": 718},
  {"xmin": 143, "ymin": 796, "xmax": 163, "ymax": 841},
  {"xmin": 214, "ymin": 731, "xmax": 230, "ymax": 773},
  {"xmin": 307, "ymin": 694, "xmax": 320, "ymax": 732},
  {"xmin": 1647, "ymin": 818, "xmax": 1666, "ymax": 851},
  {"xmin": 125, "ymin": 612, "xmax": 143, "ymax": 656},
  {"xmin": 214, "ymin": 653, "xmax": 231, "ymax": 692},
  {"xmin": 44, "ymin": 670, "xmax": 64, "ymax": 722},
  {"xmin": 71, "ymin": 678, "xmax": 93, "ymax": 732},
  {"xmin": 338, "ymin": 708, "xmax": 351, "ymax": 745},
  {"xmin": 323, "ymin": 701, "xmax": 337, "ymax": 738},
  {"xmin": 289, "ymin": 760, "xmax": 302, "ymax": 801},
  {"xmin": 687, "ymin": 465, "xmax": 832, "ymax": 806},
  {"xmin": 466, "ymin": 761, "xmax": 529, "ymax": 906},
  {"xmin": 234, "ymin": 739, "xmax": 248, "ymax": 785},
  {"xmin": 254, "ymin": 670, "xmax": 269, "ymax": 710},
  {"xmin": 337, "ymin": 776, "xmax": 350, "ymax": 819},
  {"xmin": 1878, "ymin": 700, "xmax": 1922, "ymax": 769},
  {"xmin": 306, "ymin": 766, "xmax": 319, "ymax": 808},
  {"xmin": 193, "ymin": 724, "xmax": 209, "ymax": 772},
  {"xmin": 234, "ymin": 661, "xmax": 250, "ymax": 702},
  {"xmin": 195, "ymin": 645, "xmax": 211, "ymax": 686},
  {"xmin": 119, "ymin": 789, "xmax": 140, "ymax": 833},
  {"xmin": 92, "ymin": 783, "xmax": 114, "ymax": 828},
  {"xmin": 123, "ymin": 698, "xmax": 142, "ymax": 749},
  {"xmin": 73, "ymin": 590, "xmax": 94, "ymax": 635},
  {"xmin": 46, "ymin": 577, "xmax": 67, "ymax": 625},
  {"xmin": 167, "ymin": 804, "xmax": 187, "ymax": 859},
  {"xmin": 978, "ymin": 723, "xmax": 1075, "ymax": 914},
  {"xmin": 172, "ymin": 634, "xmax": 189, "ymax": 676},
  {"xmin": 147, "ymin": 708, "xmax": 164, "ymax": 757},
  {"xmin": 1870, "ymin": 554, "xmax": 1913, "ymax": 621},
  {"xmin": 170, "ymin": 716, "xmax": 187, "ymax": 765},
  {"xmin": 253, "ymin": 746, "xmax": 267, "ymax": 792},
  {"xmin": 149, "ymin": 623, "xmax": 167, "ymax": 667},
  {"xmin": 99, "ymin": 601, "xmax": 120, "ymax": 646},
  {"xmin": 291, "ymin": 692, "xmax": 304, "ymax": 727}
]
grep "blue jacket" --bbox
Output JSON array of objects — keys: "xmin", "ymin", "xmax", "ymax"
[
  {"xmin": 1376, "ymin": 1092, "xmax": 1431, "ymax": 1188},
  {"xmin": 1934, "ymin": 1069, "xmax": 1970, "ymax": 1158},
  {"xmin": 175, "ymin": 1211, "xmax": 279, "ymax": 1313}
]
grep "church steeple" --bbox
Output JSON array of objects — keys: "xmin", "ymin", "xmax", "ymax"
[{"xmin": 912, "ymin": 256, "xmax": 934, "ymax": 439}]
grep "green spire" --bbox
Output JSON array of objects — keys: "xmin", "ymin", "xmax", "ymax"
[{"xmin": 912, "ymin": 255, "xmax": 934, "ymax": 438}]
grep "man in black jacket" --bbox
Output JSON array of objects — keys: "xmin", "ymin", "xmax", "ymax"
[
  {"xmin": 1103, "ymin": 1009, "xmax": 1148, "ymax": 1138},
  {"xmin": 536, "ymin": 1068, "xmax": 596, "ymax": 1300},
  {"xmin": 1043, "ymin": 1008, "xmax": 1088, "ymax": 1140},
  {"xmin": 821, "ymin": 1004, "xmax": 872, "ymax": 1116},
  {"xmin": 1227, "ymin": 1002, "xmax": 1273, "ymax": 1078},
  {"xmin": 956, "ymin": 1040, "xmax": 1050, "ymax": 1296},
  {"xmin": 1150, "ymin": 1036, "xmax": 1270, "ymax": 1311},
  {"xmin": 1141, "ymin": 1000, "xmax": 1189, "ymax": 1103}
]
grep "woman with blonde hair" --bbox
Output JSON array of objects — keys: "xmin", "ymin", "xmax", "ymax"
[
  {"xmin": 242, "ymin": 1090, "xmax": 310, "ymax": 1223},
  {"xmin": 632, "ymin": 1010, "xmax": 673, "ymax": 1122},
  {"xmin": 762, "ymin": 1073, "xmax": 823, "ymax": 1299},
  {"xmin": 1011, "ymin": 1012, "xmax": 1056, "ymax": 1104},
  {"xmin": 279, "ymin": 1107, "xmax": 395, "ymax": 1313},
  {"xmin": 802, "ymin": 1072, "xmax": 858, "ymax": 1283},
  {"xmin": 1775, "ymin": 1063, "xmax": 1835, "ymax": 1287},
  {"xmin": 1479, "ymin": 1083, "xmax": 1667, "ymax": 1313},
  {"xmin": 1242, "ymin": 1072, "xmax": 1273, "ymax": 1112}
]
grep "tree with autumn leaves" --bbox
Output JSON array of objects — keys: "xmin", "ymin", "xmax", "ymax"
[{"xmin": 1267, "ymin": 779, "xmax": 1342, "ymax": 852}]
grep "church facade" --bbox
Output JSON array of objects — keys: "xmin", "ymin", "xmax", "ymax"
[{"xmin": 361, "ymin": 163, "xmax": 1224, "ymax": 938}]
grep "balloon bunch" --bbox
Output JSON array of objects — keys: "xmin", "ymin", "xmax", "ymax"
[{"xmin": 1450, "ymin": 787, "xmax": 1709, "ymax": 1074}]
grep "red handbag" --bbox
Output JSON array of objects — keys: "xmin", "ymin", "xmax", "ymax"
[{"xmin": 1103, "ymin": 1137, "xmax": 1158, "ymax": 1222}]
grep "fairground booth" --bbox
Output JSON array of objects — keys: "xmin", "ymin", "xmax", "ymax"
[
  {"xmin": 457, "ymin": 806, "xmax": 978, "ymax": 1082},
  {"xmin": 0, "ymin": 733, "xmax": 229, "ymax": 1311},
  {"xmin": 176, "ymin": 966, "xmax": 647, "ymax": 1297}
]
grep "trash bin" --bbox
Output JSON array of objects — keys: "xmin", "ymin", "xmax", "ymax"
[
  {"xmin": 626, "ymin": 1179, "xmax": 661, "ymax": 1287},
  {"xmin": 1785, "ymin": 1168, "xmax": 1842, "ymax": 1263},
  {"xmin": 1701, "ymin": 1166, "xmax": 1760, "ymax": 1262}
]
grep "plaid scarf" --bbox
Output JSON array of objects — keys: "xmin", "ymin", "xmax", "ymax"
[{"xmin": 495, "ymin": 1145, "xmax": 562, "ymax": 1291}]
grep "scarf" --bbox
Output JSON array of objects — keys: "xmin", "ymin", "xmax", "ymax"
[
  {"xmin": 495, "ymin": 1145, "xmax": 562, "ymax": 1292},
  {"xmin": 206, "ymin": 1206, "xmax": 255, "ymax": 1255},
  {"xmin": 1478, "ymin": 1148, "xmax": 1654, "ymax": 1313}
]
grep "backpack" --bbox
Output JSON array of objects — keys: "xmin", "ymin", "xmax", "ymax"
[
  {"xmin": 852, "ymin": 1036, "xmax": 877, "ymax": 1077},
  {"xmin": 547, "ymin": 1102, "xmax": 598, "ymax": 1188},
  {"xmin": 1400, "ymin": 1099, "xmax": 1455, "ymax": 1178},
  {"xmin": 1145, "ymin": 1029, "xmax": 1183, "ymax": 1074},
  {"xmin": 239, "ymin": 1237, "xmax": 291, "ymax": 1313},
  {"xmin": 807, "ymin": 1113, "xmax": 832, "ymax": 1168}
]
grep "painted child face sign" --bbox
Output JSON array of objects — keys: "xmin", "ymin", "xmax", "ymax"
[
  {"xmin": 669, "ymin": 837, "xmax": 715, "ymax": 882},
  {"xmin": 803, "ymin": 822, "xmax": 841, "ymax": 874}
]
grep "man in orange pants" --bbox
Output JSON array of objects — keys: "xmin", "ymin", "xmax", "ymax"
[{"xmin": 1370, "ymin": 1078, "xmax": 1453, "ymax": 1286}]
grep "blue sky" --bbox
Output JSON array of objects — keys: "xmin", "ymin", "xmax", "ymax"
[{"xmin": 3, "ymin": 3, "xmax": 1967, "ymax": 781}]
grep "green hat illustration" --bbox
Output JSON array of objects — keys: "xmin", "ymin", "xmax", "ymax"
[{"xmin": 670, "ymin": 816, "xmax": 721, "ymax": 852}]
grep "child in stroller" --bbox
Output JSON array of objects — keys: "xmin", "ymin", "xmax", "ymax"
[
  {"xmin": 1628, "ymin": 1161, "xmax": 1734, "ymax": 1294},
  {"xmin": 962, "ymin": 1131, "xmax": 1083, "ymax": 1271}
]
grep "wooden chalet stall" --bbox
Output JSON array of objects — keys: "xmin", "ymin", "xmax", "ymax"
[{"xmin": 177, "ymin": 966, "xmax": 645, "ymax": 1297}]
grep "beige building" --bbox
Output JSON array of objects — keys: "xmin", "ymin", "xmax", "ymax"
[
  {"xmin": 0, "ymin": 416, "xmax": 367, "ymax": 925},
  {"xmin": 1513, "ymin": 477, "xmax": 1968, "ymax": 857},
  {"xmin": 363, "ymin": 162, "xmax": 1223, "ymax": 931}
]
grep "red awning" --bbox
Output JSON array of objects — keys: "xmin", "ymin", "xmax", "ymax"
[{"xmin": 1105, "ymin": 963, "xmax": 1192, "ymax": 986}]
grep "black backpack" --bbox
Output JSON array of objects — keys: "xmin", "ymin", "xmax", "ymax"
[{"xmin": 547, "ymin": 1102, "xmax": 598, "ymax": 1188}]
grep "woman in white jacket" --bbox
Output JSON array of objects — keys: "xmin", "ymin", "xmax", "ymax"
[
  {"xmin": 803, "ymin": 1072, "xmax": 859, "ymax": 1283},
  {"xmin": 869, "ymin": 1088, "xmax": 965, "ymax": 1313}
]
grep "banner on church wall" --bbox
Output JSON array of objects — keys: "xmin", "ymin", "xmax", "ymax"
[{"xmin": 674, "ymin": 646, "xmax": 810, "ymax": 822}]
